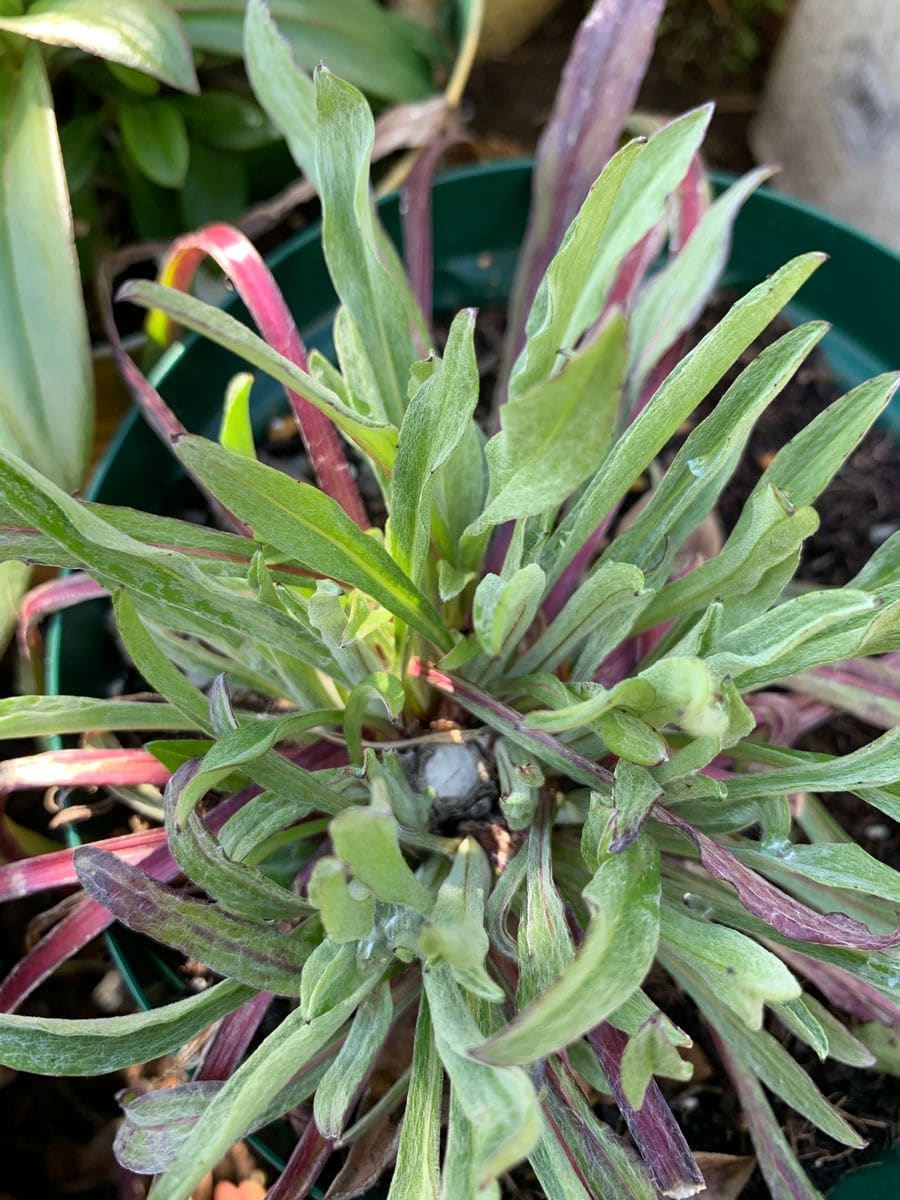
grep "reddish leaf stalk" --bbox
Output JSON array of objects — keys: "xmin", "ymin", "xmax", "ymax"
[
  {"xmin": 153, "ymin": 225, "xmax": 368, "ymax": 529},
  {"xmin": 17, "ymin": 573, "xmax": 108, "ymax": 687},
  {"xmin": 266, "ymin": 1119, "xmax": 333, "ymax": 1200},
  {"xmin": 587, "ymin": 1021, "xmax": 705, "ymax": 1198},
  {"xmin": 197, "ymin": 990, "xmax": 273, "ymax": 1082}
]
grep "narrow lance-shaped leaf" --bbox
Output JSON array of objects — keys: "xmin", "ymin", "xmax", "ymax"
[
  {"xmin": 315, "ymin": 67, "xmax": 427, "ymax": 424},
  {"xmin": 0, "ymin": 695, "xmax": 195, "ymax": 740},
  {"xmin": 386, "ymin": 995, "xmax": 442, "ymax": 1200},
  {"xmin": 713, "ymin": 1033, "xmax": 825, "ymax": 1200},
  {"xmin": 243, "ymin": 0, "xmax": 316, "ymax": 182},
  {"xmin": 503, "ymin": 0, "xmax": 665, "ymax": 376},
  {"xmin": 0, "ymin": 980, "xmax": 252, "ymax": 1075},
  {"xmin": 542, "ymin": 252, "xmax": 825, "ymax": 585},
  {"xmin": 654, "ymin": 806, "xmax": 900, "ymax": 950},
  {"xmin": 119, "ymin": 279, "xmax": 398, "ymax": 475},
  {"xmin": 176, "ymin": 435, "xmax": 452, "ymax": 652},
  {"xmin": 74, "ymin": 848, "xmax": 312, "ymax": 996},
  {"xmin": 425, "ymin": 964, "xmax": 542, "ymax": 1193},
  {"xmin": 474, "ymin": 838, "xmax": 660, "ymax": 1066},
  {"xmin": 390, "ymin": 309, "xmax": 479, "ymax": 582},
  {"xmin": 165, "ymin": 764, "xmax": 313, "ymax": 922},
  {"xmin": 147, "ymin": 222, "xmax": 367, "ymax": 527},
  {"xmin": 314, "ymin": 982, "xmax": 393, "ymax": 1139},
  {"xmin": 147, "ymin": 981, "xmax": 376, "ymax": 1200}
]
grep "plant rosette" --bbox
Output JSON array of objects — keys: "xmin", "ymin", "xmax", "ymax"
[{"xmin": 2, "ymin": 3, "xmax": 900, "ymax": 1200}]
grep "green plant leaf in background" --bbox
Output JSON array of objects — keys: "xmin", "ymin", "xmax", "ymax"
[
  {"xmin": 118, "ymin": 98, "xmax": 191, "ymax": 189},
  {"xmin": 0, "ymin": 0, "xmax": 199, "ymax": 93}
]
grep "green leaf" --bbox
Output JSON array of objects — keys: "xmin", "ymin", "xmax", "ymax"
[
  {"xmin": 243, "ymin": 0, "xmax": 316, "ymax": 182},
  {"xmin": 0, "ymin": 695, "xmax": 196, "ymax": 739},
  {"xmin": 425, "ymin": 964, "xmax": 541, "ymax": 1192},
  {"xmin": 517, "ymin": 804, "xmax": 573, "ymax": 1006},
  {"xmin": 565, "ymin": 106, "xmax": 714, "ymax": 343},
  {"xmin": 184, "ymin": 0, "xmax": 436, "ymax": 103},
  {"xmin": 308, "ymin": 856, "xmax": 375, "ymax": 943},
  {"xmin": 329, "ymin": 806, "xmax": 433, "ymax": 915},
  {"xmin": 315, "ymin": 68, "xmax": 426, "ymax": 425},
  {"xmin": 343, "ymin": 671, "xmax": 404, "ymax": 765},
  {"xmin": 473, "ymin": 563, "xmax": 545, "ymax": 660},
  {"xmin": 468, "ymin": 312, "xmax": 627, "ymax": 535},
  {"xmin": 171, "ymin": 705, "xmax": 340, "ymax": 825},
  {"xmin": 514, "ymin": 559, "xmax": 645, "ymax": 679},
  {"xmin": 636, "ymin": 485, "xmax": 819, "ymax": 633},
  {"xmin": 606, "ymin": 321, "xmax": 828, "ymax": 574},
  {"xmin": 620, "ymin": 1014, "xmax": 693, "ymax": 1110},
  {"xmin": 772, "ymin": 997, "xmax": 830, "ymax": 1062},
  {"xmin": 218, "ymin": 373, "xmax": 256, "ymax": 458},
  {"xmin": 148, "ymin": 980, "xmax": 375, "ymax": 1200},
  {"xmin": 119, "ymin": 99, "xmax": 189, "ymax": 188},
  {"xmin": 419, "ymin": 837, "xmax": 503, "ymax": 1002},
  {"xmin": 853, "ymin": 1022, "xmax": 900, "ymax": 1077},
  {"xmin": 120, "ymin": 280, "xmax": 398, "ymax": 474},
  {"xmin": 668, "ymin": 955, "xmax": 864, "ymax": 1148},
  {"xmin": 0, "ymin": 451, "xmax": 332, "ymax": 677},
  {"xmin": 390, "ymin": 309, "xmax": 479, "ymax": 583},
  {"xmin": 750, "ymin": 372, "xmax": 900, "ymax": 512},
  {"xmin": 75, "ymin": 847, "xmax": 313, "ymax": 996},
  {"xmin": 0, "ymin": 0, "xmax": 198, "ymax": 92},
  {"xmin": 597, "ymin": 710, "xmax": 668, "ymax": 767},
  {"xmin": 508, "ymin": 137, "xmax": 644, "ymax": 398},
  {"xmin": 166, "ymin": 798, "xmax": 312, "ymax": 922},
  {"xmin": 660, "ymin": 905, "xmax": 800, "ymax": 1030},
  {"xmin": 175, "ymin": 90, "xmax": 273, "ymax": 152},
  {"xmin": 627, "ymin": 165, "xmax": 771, "ymax": 395},
  {"xmin": 0, "ymin": 979, "xmax": 252, "ymax": 1074},
  {"xmin": 737, "ymin": 842, "xmax": 900, "ymax": 906},
  {"xmin": 314, "ymin": 981, "xmax": 392, "ymax": 1138},
  {"xmin": 386, "ymin": 995, "xmax": 442, "ymax": 1200},
  {"xmin": 0, "ymin": 50, "xmax": 93, "ymax": 492},
  {"xmin": 175, "ymin": 436, "xmax": 452, "ymax": 651},
  {"xmin": 543, "ymin": 252, "xmax": 825, "ymax": 585},
  {"xmin": 475, "ymin": 838, "xmax": 660, "ymax": 1066}
]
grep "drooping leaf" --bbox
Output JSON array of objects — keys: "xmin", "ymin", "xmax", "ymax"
[
  {"xmin": 74, "ymin": 848, "xmax": 312, "ymax": 995},
  {"xmin": 0, "ymin": 979, "xmax": 252, "ymax": 1074},
  {"xmin": 655, "ymin": 807, "xmax": 900, "ymax": 950}
]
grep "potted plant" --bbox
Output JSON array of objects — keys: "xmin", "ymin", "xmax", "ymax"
[{"xmin": 2, "ymin": 2, "xmax": 899, "ymax": 1197}]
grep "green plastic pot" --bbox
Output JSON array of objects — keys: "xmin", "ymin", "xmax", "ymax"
[{"xmin": 46, "ymin": 159, "xmax": 900, "ymax": 1193}]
